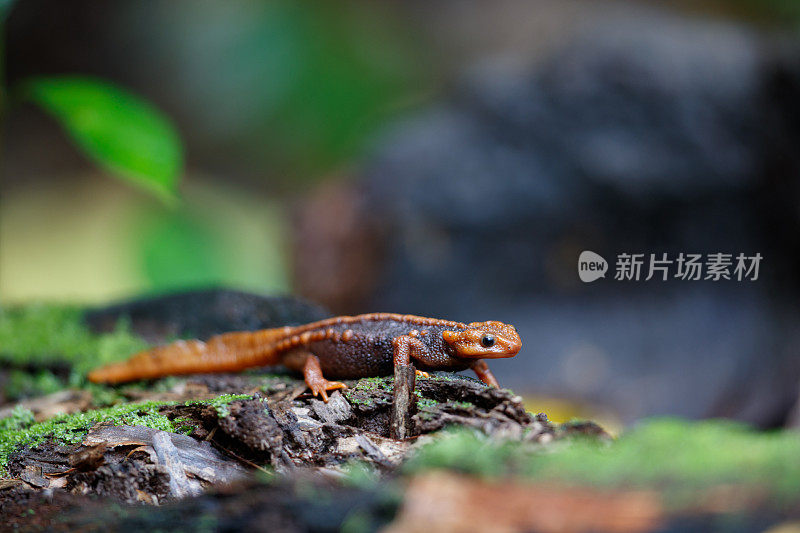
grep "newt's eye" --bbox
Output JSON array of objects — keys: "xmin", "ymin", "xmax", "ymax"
[{"xmin": 481, "ymin": 334, "xmax": 495, "ymax": 348}]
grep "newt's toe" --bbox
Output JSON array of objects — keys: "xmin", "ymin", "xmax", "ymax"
[
  {"xmin": 415, "ymin": 370, "xmax": 430, "ymax": 379},
  {"xmin": 310, "ymin": 380, "xmax": 347, "ymax": 403}
]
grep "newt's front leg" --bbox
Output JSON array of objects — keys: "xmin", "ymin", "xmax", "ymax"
[
  {"xmin": 470, "ymin": 359, "xmax": 499, "ymax": 387},
  {"xmin": 302, "ymin": 354, "xmax": 347, "ymax": 402},
  {"xmin": 392, "ymin": 335, "xmax": 431, "ymax": 378},
  {"xmin": 392, "ymin": 335, "xmax": 429, "ymax": 369}
]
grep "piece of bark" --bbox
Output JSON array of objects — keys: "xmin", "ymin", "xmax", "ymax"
[
  {"xmin": 390, "ymin": 364, "xmax": 417, "ymax": 439},
  {"xmin": 310, "ymin": 391, "xmax": 352, "ymax": 424},
  {"xmin": 69, "ymin": 443, "xmax": 108, "ymax": 471},
  {"xmin": 6, "ymin": 444, "xmax": 79, "ymax": 478},
  {"xmin": 19, "ymin": 466, "xmax": 49, "ymax": 489},
  {"xmin": 215, "ymin": 399, "xmax": 285, "ymax": 456},
  {"xmin": 152, "ymin": 430, "xmax": 203, "ymax": 499},
  {"xmin": 354, "ymin": 434, "xmax": 393, "ymax": 468},
  {"xmin": 83, "ymin": 424, "xmax": 246, "ymax": 485}
]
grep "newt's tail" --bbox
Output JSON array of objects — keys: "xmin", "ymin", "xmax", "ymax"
[{"xmin": 87, "ymin": 327, "xmax": 292, "ymax": 384}]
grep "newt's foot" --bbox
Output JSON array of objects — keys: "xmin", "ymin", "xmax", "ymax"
[
  {"xmin": 301, "ymin": 353, "xmax": 348, "ymax": 402},
  {"xmin": 307, "ymin": 379, "xmax": 347, "ymax": 402},
  {"xmin": 415, "ymin": 370, "xmax": 430, "ymax": 379}
]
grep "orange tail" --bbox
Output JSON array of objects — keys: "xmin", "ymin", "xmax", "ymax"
[{"xmin": 87, "ymin": 327, "xmax": 293, "ymax": 384}]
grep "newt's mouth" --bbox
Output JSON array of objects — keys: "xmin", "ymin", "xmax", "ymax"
[
  {"xmin": 454, "ymin": 340, "xmax": 521, "ymax": 359},
  {"xmin": 469, "ymin": 347, "xmax": 520, "ymax": 359}
]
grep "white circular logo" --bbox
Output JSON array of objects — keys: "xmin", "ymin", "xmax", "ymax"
[{"xmin": 578, "ymin": 251, "xmax": 608, "ymax": 283}]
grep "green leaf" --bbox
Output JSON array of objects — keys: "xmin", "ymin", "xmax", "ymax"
[{"xmin": 23, "ymin": 76, "xmax": 183, "ymax": 203}]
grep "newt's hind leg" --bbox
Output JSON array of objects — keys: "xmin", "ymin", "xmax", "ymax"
[{"xmin": 302, "ymin": 354, "xmax": 347, "ymax": 402}]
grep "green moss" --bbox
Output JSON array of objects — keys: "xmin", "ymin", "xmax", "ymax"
[
  {"xmin": 353, "ymin": 378, "xmax": 378, "ymax": 392},
  {"xmin": 344, "ymin": 392, "xmax": 374, "ymax": 406},
  {"xmin": 355, "ymin": 380, "xmax": 378, "ymax": 392},
  {"xmin": 353, "ymin": 376, "xmax": 393, "ymax": 393},
  {"xmin": 405, "ymin": 418, "xmax": 800, "ymax": 506},
  {"xmin": 0, "ymin": 392, "xmax": 264, "ymax": 474},
  {"xmin": 527, "ymin": 419, "xmax": 800, "ymax": 500},
  {"xmin": 0, "ymin": 405, "xmax": 35, "ymax": 432},
  {"xmin": 415, "ymin": 397, "xmax": 472, "ymax": 411},
  {"xmin": 405, "ymin": 427, "xmax": 513, "ymax": 478},
  {"xmin": 340, "ymin": 460, "xmax": 381, "ymax": 489},
  {"xmin": 0, "ymin": 400, "xmax": 178, "ymax": 475},
  {"xmin": 0, "ymin": 304, "xmax": 149, "ymax": 379},
  {"xmin": 417, "ymin": 411, "xmax": 436, "ymax": 421},
  {"xmin": 416, "ymin": 398, "xmax": 438, "ymax": 410},
  {"xmin": 187, "ymin": 393, "xmax": 253, "ymax": 418},
  {"xmin": 345, "ymin": 376, "xmax": 395, "ymax": 406},
  {"xmin": 172, "ymin": 417, "xmax": 198, "ymax": 436}
]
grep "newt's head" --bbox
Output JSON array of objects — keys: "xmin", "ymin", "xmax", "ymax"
[{"xmin": 442, "ymin": 321, "xmax": 522, "ymax": 359}]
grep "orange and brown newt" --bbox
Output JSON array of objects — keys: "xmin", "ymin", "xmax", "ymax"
[{"xmin": 88, "ymin": 313, "xmax": 522, "ymax": 401}]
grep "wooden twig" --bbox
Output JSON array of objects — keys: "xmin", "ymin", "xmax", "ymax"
[{"xmin": 390, "ymin": 364, "xmax": 417, "ymax": 440}]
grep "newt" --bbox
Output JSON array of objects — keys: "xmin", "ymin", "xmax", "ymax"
[{"xmin": 88, "ymin": 313, "xmax": 522, "ymax": 401}]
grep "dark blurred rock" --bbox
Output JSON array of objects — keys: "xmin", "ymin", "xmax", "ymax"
[
  {"xmin": 364, "ymin": 16, "xmax": 765, "ymax": 308},
  {"xmin": 295, "ymin": 13, "xmax": 800, "ymax": 427},
  {"xmin": 84, "ymin": 289, "xmax": 330, "ymax": 343}
]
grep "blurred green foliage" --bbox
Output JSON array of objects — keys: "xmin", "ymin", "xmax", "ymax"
[
  {"xmin": 406, "ymin": 419, "xmax": 800, "ymax": 507},
  {"xmin": 1, "ymin": 1, "xmax": 424, "ymax": 298},
  {"xmin": 150, "ymin": 0, "xmax": 430, "ymax": 180},
  {"xmin": 263, "ymin": 2, "xmax": 427, "ymax": 175},
  {"xmin": 128, "ymin": 184, "xmax": 290, "ymax": 294},
  {"xmin": 0, "ymin": 304, "xmax": 148, "ymax": 380},
  {"xmin": 3, "ymin": 2, "xmax": 183, "ymax": 204},
  {"xmin": 4, "ymin": 370, "xmax": 63, "ymax": 400},
  {"xmin": 23, "ymin": 77, "xmax": 183, "ymax": 203},
  {"xmin": 137, "ymin": 206, "xmax": 229, "ymax": 289}
]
